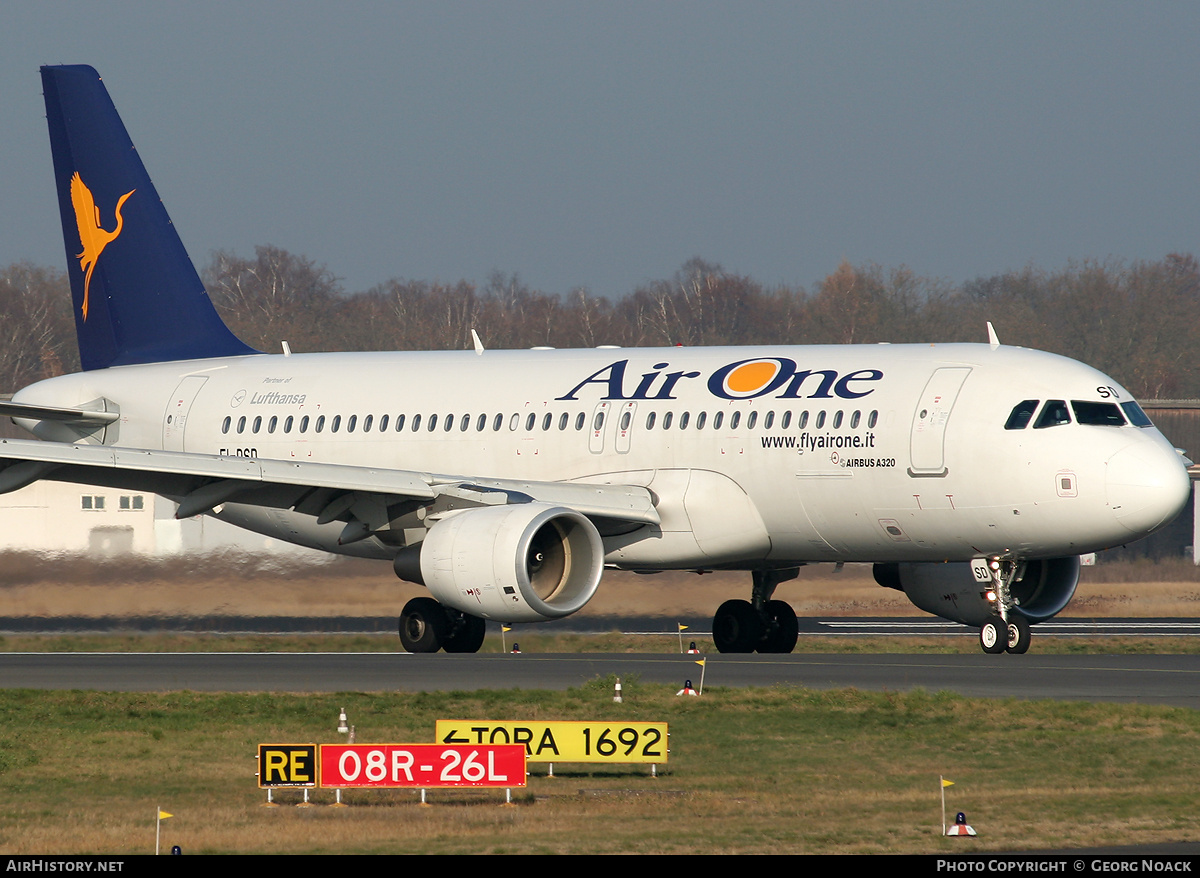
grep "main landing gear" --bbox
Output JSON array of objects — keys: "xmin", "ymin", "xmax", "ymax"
[
  {"xmin": 712, "ymin": 568, "xmax": 801, "ymax": 654},
  {"xmin": 978, "ymin": 556, "xmax": 1032, "ymax": 655},
  {"xmin": 399, "ymin": 597, "xmax": 487, "ymax": 654}
]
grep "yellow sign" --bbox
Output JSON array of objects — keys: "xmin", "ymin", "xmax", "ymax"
[
  {"xmin": 436, "ymin": 721, "xmax": 668, "ymax": 763},
  {"xmin": 258, "ymin": 744, "xmax": 316, "ymax": 787}
]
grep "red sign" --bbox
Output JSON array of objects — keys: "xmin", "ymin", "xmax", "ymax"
[{"xmin": 319, "ymin": 744, "xmax": 526, "ymax": 788}]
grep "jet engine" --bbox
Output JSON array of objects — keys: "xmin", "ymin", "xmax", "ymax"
[
  {"xmin": 873, "ymin": 556, "xmax": 1080, "ymax": 626},
  {"xmin": 394, "ymin": 502, "xmax": 604, "ymax": 623}
]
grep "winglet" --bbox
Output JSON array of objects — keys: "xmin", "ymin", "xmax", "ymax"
[
  {"xmin": 40, "ymin": 65, "xmax": 258, "ymax": 370},
  {"xmin": 986, "ymin": 321, "xmax": 1000, "ymax": 349}
]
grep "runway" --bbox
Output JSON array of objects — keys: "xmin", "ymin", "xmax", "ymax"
[{"xmin": 3, "ymin": 651, "xmax": 1200, "ymax": 708}]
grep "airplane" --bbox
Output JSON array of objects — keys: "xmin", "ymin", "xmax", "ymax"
[{"xmin": 0, "ymin": 64, "xmax": 1190, "ymax": 656}]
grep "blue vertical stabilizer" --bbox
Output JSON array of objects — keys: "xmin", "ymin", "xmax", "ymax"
[{"xmin": 41, "ymin": 65, "xmax": 258, "ymax": 370}]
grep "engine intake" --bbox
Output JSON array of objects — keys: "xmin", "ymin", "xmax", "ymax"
[{"xmin": 394, "ymin": 502, "xmax": 604, "ymax": 623}]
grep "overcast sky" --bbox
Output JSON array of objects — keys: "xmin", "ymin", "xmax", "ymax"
[{"xmin": 1, "ymin": 2, "xmax": 1197, "ymax": 299}]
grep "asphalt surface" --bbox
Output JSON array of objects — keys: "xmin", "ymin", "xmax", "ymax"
[{"xmin": 4, "ymin": 651, "xmax": 1200, "ymax": 707}]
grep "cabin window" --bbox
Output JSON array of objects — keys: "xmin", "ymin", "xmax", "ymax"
[
  {"xmin": 222, "ymin": 416, "xmax": 231, "ymax": 434},
  {"xmin": 815, "ymin": 411, "xmax": 826, "ymax": 429},
  {"xmin": 646, "ymin": 412, "xmax": 657, "ymax": 430},
  {"xmin": 1072, "ymin": 401, "xmax": 1126, "ymax": 426},
  {"xmin": 509, "ymin": 413, "xmax": 519, "ymax": 431},
  {"xmin": 696, "ymin": 411, "xmax": 707, "ymax": 430},
  {"xmin": 526, "ymin": 413, "xmax": 536, "ymax": 431},
  {"xmin": 593, "ymin": 411, "xmax": 605, "ymax": 431},
  {"xmin": 493, "ymin": 413, "xmax": 503, "ymax": 431},
  {"xmin": 542, "ymin": 413, "xmax": 552, "ymax": 431},
  {"xmin": 444, "ymin": 414, "xmax": 454, "ymax": 432},
  {"xmin": 428, "ymin": 414, "xmax": 438, "ymax": 432},
  {"xmin": 620, "ymin": 411, "xmax": 632, "ymax": 431},
  {"xmin": 331, "ymin": 415, "xmax": 341, "ymax": 433},
  {"xmin": 798, "ymin": 411, "xmax": 809, "ymax": 429},
  {"xmin": 679, "ymin": 412, "xmax": 690, "ymax": 430},
  {"xmin": 316, "ymin": 415, "xmax": 326, "ymax": 433},
  {"xmin": 747, "ymin": 411, "xmax": 758, "ymax": 429},
  {"xmin": 713, "ymin": 411, "xmax": 724, "ymax": 430},
  {"xmin": 1033, "ymin": 400, "xmax": 1070, "ymax": 429},
  {"xmin": 379, "ymin": 414, "xmax": 388, "ymax": 432},
  {"xmin": 410, "ymin": 414, "xmax": 421, "ymax": 432},
  {"xmin": 477, "ymin": 414, "xmax": 487, "ymax": 432},
  {"xmin": 780, "ymin": 411, "xmax": 791, "ymax": 429},
  {"xmin": 575, "ymin": 412, "xmax": 586, "ymax": 431},
  {"xmin": 265, "ymin": 414, "xmax": 276, "ymax": 434},
  {"xmin": 868, "ymin": 410, "xmax": 878, "ymax": 428},
  {"xmin": 395, "ymin": 414, "xmax": 405, "ymax": 432},
  {"xmin": 252, "ymin": 416, "xmax": 262, "ymax": 433},
  {"xmin": 347, "ymin": 415, "xmax": 357, "ymax": 433},
  {"xmin": 284, "ymin": 416, "xmax": 293, "ymax": 433},
  {"xmin": 730, "ymin": 411, "xmax": 741, "ymax": 430},
  {"xmin": 833, "ymin": 411, "xmax": 843, "ymax": 429},
  {"xmin": 300, "ymin": 415, "xmax": 309, "ymax": 433},
  {"xmin": 850, "ymin": 411, "xmax": 860, "ymax": 429},
  {"xmin": 362, "ymin": 414, "xmax": 373, "ymax": 432},
  {"xmin": 558, "ymin": 413, "xmax": 568, "ymax": 431}
]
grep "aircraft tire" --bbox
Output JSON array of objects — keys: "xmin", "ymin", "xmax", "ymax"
[
  {"xmin": 443, "ymin": 612, "xmax": 487, "ymax": 654},
  {"xmin": 979, "ymin": 616, "xmax": 1007, "ymax": 654},
  {"xmin": 713, "ymin": 599, "xmax": 765, "ymax": 653},
  {"xmin": 758, "ymin": 600, "xmax": 799, "ymax": 654},
  {"xmin": 399, "ymin": 597, "xmax": 448, "ymax": 653},
  {"xmin": 1005, "ymin": 615, "xmax": 1031, "ymax": 654}
]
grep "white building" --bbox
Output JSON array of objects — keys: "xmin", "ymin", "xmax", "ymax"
[{"xmin": 0, "ymin": 479, "xmax": 322, "ymax": 558}]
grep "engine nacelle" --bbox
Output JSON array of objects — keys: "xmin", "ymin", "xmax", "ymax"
[
  {"xmin": 394, "ymin": 502, "xmax": 604, "ymax": 623},
  {"xmin": 873, "ymin": 557, "xmax": 1080, "ymax": 626}
]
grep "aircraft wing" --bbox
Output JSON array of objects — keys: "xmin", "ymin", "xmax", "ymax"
[{"xmin": 0, "ymin": 438, "xmax": 660, "ymax": 538}]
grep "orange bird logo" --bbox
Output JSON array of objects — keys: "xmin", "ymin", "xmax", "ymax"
[{"xmin": 70, "ymin": 172, "xmax": 134, "ymax": 321}]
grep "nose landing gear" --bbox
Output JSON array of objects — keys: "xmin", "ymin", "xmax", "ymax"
[{"xmin": 978, "ymin": 556, "xmax": 1032, "ymax": 655}]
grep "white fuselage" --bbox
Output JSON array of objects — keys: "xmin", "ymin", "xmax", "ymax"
[{"xmin": 13, "ymin": 342, "xmax": 1190, "ymax": 568}]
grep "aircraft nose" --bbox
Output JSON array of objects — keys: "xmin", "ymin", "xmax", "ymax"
[{"xmin": 1106, "ymin": 442, "xmax": 1192, "ymax": 536}]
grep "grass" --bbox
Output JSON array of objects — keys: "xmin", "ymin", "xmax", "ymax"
[
  {"xmin": 1, "ymin": 553, "xmax": 1196, "ymax": 853},
  {"xmin": 1, "ymin": 684, "xmax": 1199, "ymax": 854}
]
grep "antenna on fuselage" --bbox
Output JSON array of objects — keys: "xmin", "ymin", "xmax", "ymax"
[
  {"xmin": 471, "ymin": 329, "xmax": 485, "ymax": 356},
  {"xmin": 986, "ymin": 322, "xmax": 1000, "ymax": 349}
]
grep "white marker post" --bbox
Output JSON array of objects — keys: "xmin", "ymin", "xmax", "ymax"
[
  {"xmin": 940, "ymin": 777, "xmax": 954, "ymax": 835},
  {"xmin": 155, "ymin": 808, "xmax": 172, "ymax": 855}
]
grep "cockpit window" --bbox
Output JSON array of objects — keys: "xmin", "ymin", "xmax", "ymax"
[
  {"xmin": 1071, "ymin": 401, "xmax": 1126, "ymax": 426},
  {"xmin": 1033, "ymin": 400, "xmax": 1070, "ymax": 429},
  {"xmin": 1005, "ymin": 399, "xmax": 1039, "ymax": 430},
  {"xmin": 1120, "ymin": 400, "xmax": 1154, "ymax": 428}
]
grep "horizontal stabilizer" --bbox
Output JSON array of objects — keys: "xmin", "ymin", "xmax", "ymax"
[{"xmin": 0, "ymin": 400, "xmax": 119, "ymax": 425}]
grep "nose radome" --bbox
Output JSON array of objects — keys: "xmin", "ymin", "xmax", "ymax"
[{"xmin": 1106, "ymin": 443, "xmax": 1192, "ymax": 536}]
